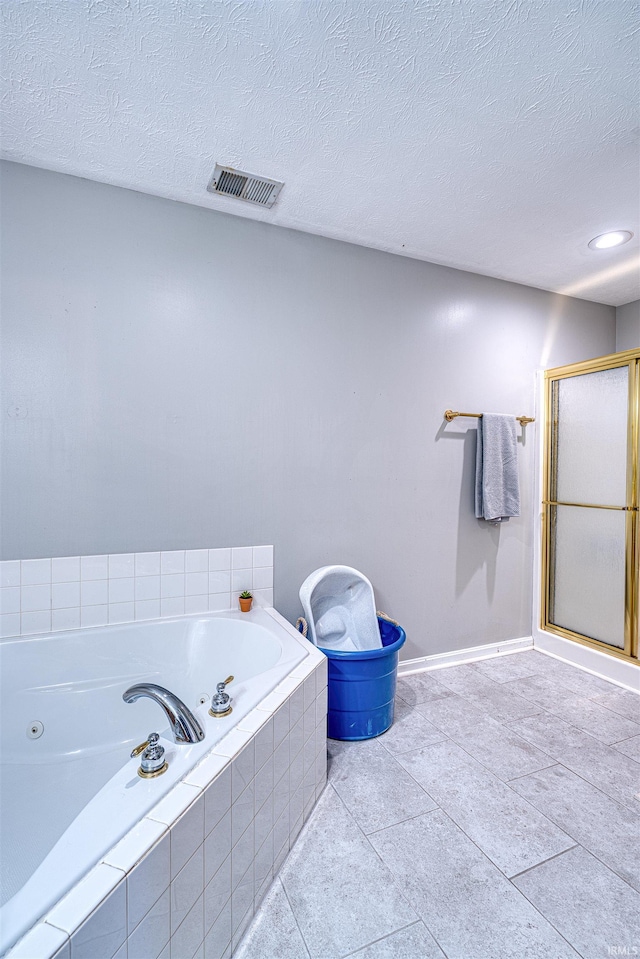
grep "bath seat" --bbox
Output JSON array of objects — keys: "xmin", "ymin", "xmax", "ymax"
[{"xmin": 299, "ymin": 565, "xmax": 382, "ymax": 652}]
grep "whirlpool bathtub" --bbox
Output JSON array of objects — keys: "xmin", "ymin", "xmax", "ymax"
[{"xmin": 0, "ymin": 606, "xmax": 327, "ymax": 957}]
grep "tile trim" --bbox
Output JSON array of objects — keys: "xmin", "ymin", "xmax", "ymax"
[
  {"xmin": 533, "ymin": 630, "xmax": 640, "ymax": 693},
  {"xmin": 398, "ymin": 636, "xmax": 534, "ymax": 676}
]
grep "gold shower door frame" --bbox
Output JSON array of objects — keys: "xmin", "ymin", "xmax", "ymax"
[{"xmin": 542, "ymin": 348, "xmax": 640, "ymax": 664}]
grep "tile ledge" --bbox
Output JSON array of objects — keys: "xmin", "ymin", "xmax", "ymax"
[
  {"xmin": 182, "ymin": 750, "xmax": 230, "ymax": 789},
  {"xmin": 44, "ymin": 863, "xmax": 125, "ymax": 936},
  {"xmin": 212, "ymin": 726, "xmax": 254, "ymax": 759},
  {"xmin": 101, "ymin": 817, "xmax": 168, "ymax": 874},
  {"xmin": 3, "ymin": 921, "xmax": 68, "ymax": 959},
  {"xmin": 146, "ymin": 781, "xmax": 202, "ymax": 826}
]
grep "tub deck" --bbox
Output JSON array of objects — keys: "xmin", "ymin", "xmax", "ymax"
[{"xmin": 1, "ymin": 606, "xmax": 326, "ymax": 958}]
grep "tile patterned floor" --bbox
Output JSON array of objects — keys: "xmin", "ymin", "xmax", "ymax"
[{"xmin": 235, "ymin": 650, "xmax": 640, "ymax": 959}]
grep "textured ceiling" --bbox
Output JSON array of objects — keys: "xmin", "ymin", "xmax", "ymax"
[{"xmin": 2, "ymin": 0, "xmax": 639, "ymax": 306}]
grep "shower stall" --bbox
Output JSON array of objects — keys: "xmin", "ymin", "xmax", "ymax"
[{"xmin": 542, "ymin": 347, "xmax": 639, "ymax": 665}]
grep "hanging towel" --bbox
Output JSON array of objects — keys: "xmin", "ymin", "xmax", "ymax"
[{"xmin": 475, "ymin": 413, "xmax": 520, "ymax": 523}]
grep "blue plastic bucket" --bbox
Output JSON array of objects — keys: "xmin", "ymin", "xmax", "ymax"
[{"xmin": 319, "ymin": 617, "xmax": 406, "ymax": 741}]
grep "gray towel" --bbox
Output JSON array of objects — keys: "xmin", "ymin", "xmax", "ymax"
[{"xmin": 475, "ymin": 413, "xmax": 520, "ymax": 523}]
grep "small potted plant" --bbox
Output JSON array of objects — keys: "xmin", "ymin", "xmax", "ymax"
[{"xmin": 239, "ymin": 590, "xmax": 253, "ymax": 613}]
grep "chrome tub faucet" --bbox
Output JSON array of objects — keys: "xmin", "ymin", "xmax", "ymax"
[{"xmin": 123, "ymin": 683, "xmax": 205, "ymax": 744}]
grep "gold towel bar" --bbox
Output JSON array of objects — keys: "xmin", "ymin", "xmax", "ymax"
[{"xmin": 444, "ymin": 410, "xmax": 535, "ymax": 426}]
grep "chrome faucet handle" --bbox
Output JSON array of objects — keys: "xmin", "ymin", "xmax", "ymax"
[
  {"xmin": 131, "ymin": 732, "xmax": 168, "ymax": 779},
  {"xmin": 209, "ymin": 675, "xmax": 234, "ymax": 718},
  {"xmin": 131, "ymin": 732, "xmax": 159, "ymax": 758}
]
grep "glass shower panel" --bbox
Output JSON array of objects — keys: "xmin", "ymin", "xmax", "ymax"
[
  {"xmin": 554, "ymin": 366, "xmax": 628, "ymax": 506},
  {"xmin": 550, "ymin": 505, "xmax": 626, "ymax": 649}
]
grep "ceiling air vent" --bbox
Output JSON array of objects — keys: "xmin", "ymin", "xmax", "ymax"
[{"xmin": 207, "ymin": 164, "xmax": 283, "ymax": 208}]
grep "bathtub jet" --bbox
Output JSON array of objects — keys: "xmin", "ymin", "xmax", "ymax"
[{"xmin": 122, "ymin": 683, "xmax": 205, "ymax": 744}]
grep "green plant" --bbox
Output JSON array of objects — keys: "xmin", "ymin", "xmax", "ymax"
[{"xmin": 239, "ymin": 590, "xmax": 252, "ymax": 599}]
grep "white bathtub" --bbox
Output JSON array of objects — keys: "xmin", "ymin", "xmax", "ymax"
[{"xmin": 0, "ymin": 606, "xmax": 319, "ymax": 956}]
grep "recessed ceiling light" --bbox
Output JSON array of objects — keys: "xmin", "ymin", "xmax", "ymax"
[{"xmin": 588, "ymin": 230, "xmax": 633, "ymax": 250}]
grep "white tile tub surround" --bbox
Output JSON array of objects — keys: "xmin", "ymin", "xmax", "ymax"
[
  {"xmin": 0, "ymin": 547, "xmax": 275, "ymax": 639},
  {"xmin": 4, "ymin": 656, "xmax": 328, "ymax": 959}
]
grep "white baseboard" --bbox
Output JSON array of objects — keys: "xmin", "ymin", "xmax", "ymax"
[
  {"xmin": 398, "ymin": 636, "xmax": 533, "ymax": 676},
  {"xmin": 533, "ymin": 629, "xmax": 640, "ymax": 693}
]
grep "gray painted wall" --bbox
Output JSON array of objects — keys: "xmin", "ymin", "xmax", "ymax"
[
  {"xmin": 616, "ymin": 299, "xmax": 640, "ymax": 351},
  {"xmin": 0, "ymin": 161, "xmax": 615, "ymax": 659}
]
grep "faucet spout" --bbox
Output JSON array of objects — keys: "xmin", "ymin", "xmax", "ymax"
[{"xmin": 123, "ymin": 683, "xmax": 205, "ymax": 744}]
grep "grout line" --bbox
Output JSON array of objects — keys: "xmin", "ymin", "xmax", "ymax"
[
  {"xmin": 538, "ymin": 706, "xmax": 640, "ymax": 748},
  {"xmin": 585, "ymin": 693, "xmax": 640, "ymax": 721},
  {"xmin": 507, "ymin": 843, "xmax": 580, "ymax": 881},
  {"xmin": 501, "ymin": 720, "xmax": 640, "ymax": 811},
  {"xmin": 325, "ymin": 784, "xmax": 425, "ymax": 926},
  {"xmin": 611, "ymin": 745, "xmax": 640, "ymax": 767},
  {"xmin": 505, "ymin": 702, "xmax": 628, "ymax": 752},
  {"xmin": 405, "ymin": 685, "xmax": 638, "ymax": 806},
  {"xmin": 382, "ymin": 712, "xmax": 582, "ymax": 879},
  {"xmin": 513, "ymin": 705, "xmax": 606, "ymax": 742},
  {"xmin": 505, "ymin": 762, "xmax": 560, "ymax": 784},
  {"xmin": 456, "ymin": 741, "xmax": 560, "ymax": 784},
  {"xmin": 500, "ymin": 663, "xmax": 617, "ymax": 705},
  {"xmin": 337, "ymin": 920, "xmax": 427, "ymax": 959},
  {"xmin": 506, "ymin": 766, "xmax": 640, "ymax": 895},
  {"xmin": 359, "ymin": 741, "xmax": 442, "ymax": 807},
  {"xmin": 547, "ymin": 831, "xmax": 640, "ymax": 899},
  {"xmin": 435, "ymin": 805, "xmax": 522, "ymax": 881},
  {"xmin": 277, "ymin": 783, "xmax": 398, "ymax": 958},
  {"xmin": 540, "ymin": 811, "xmax": 640, "ymax": 898},
  {"xmin": 377, "ymin": 731, "xmax": 450, "ymax": 757},
  {"xmin": 540, "ymin": 759, "xmax": 640, "ymax": 815},
  {"xmin": 279, "ymin": 880, "xmax": 312, "ymax": 959},
  {"xmin": 430, "ymin": 782, "xmax": 577, "ymax": 884},
  {"xmin": 363, "ymin": 804, "xmax": 441, "ymax": 838},
  {"xmin": 507, "ymin": 855, "xmax": 587, "ymax": 958},
  {"xmin": 400, "ymin": 696, "xmax": 560, "ymax": 775},
  {"xmin": 419, "ymin": 678, "xmax": 546, "ymax": 728},
  {"xmin": 609, "ymin": 730, "xmax": 640, "ymax": 746}
]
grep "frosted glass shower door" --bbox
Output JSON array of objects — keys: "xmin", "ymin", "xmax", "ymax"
[
  {"xmin": 549, "ymin": 505, "xmax": 626, "ymax": 648},
  {"xmin": 543, "ymin": 352, "xmax": 639, "ymax": 662}
]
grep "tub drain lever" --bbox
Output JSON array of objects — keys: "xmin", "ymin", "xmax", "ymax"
[
  {"xmin": 131, "ymin": 732, "xmax": 168, "ymax": 779},
  {"xmin": 209, "ymin": 675, "xmax": 234, "ymax": 718}
]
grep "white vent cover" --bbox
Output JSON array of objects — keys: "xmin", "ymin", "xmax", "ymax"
[{"xmin": 207, "ymin": 164, "xmax": 283, "ymax": 208}]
